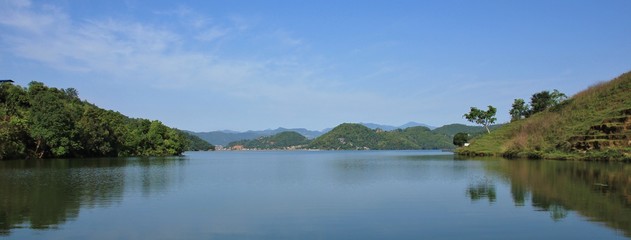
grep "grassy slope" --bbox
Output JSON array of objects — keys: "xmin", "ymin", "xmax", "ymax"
[{"xmin": 457, "ymin": 71, "xmax": 631, "ymax": 161}]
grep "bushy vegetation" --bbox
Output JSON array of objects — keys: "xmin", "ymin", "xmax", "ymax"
[
  {"xmin": 453, "ymin": 132, "xmax": 469, "ymax": 147},
  {"xmin": 458, "ymin": 71, "xmax": 631, "ymax": 161},
  {"xmin": 0, "ymin": 82, "xmax": 211, "ymax": 160},
  {"xmin": 510, "ymin": 89, "xmax": 567, "ymax": 121}
]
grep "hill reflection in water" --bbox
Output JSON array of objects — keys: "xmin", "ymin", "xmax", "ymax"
[{"xmin": 0, "ymin": 157, "xmax": 187, "ymax": 235}]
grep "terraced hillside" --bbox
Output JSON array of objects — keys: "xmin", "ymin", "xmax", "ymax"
[
  {"xmin": 457, "ymin": 71, "xmax": 631, "ymax": 161},
  {"xmin": 570, "ymin": 108, "xmax": 631, "ymax": 152}
]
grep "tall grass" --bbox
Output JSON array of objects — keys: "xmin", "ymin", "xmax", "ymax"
[{"xmin": 458, "ymin": 70, "xmax": 631, "ymax": 160}]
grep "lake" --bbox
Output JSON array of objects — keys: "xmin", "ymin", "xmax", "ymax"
[{"xmin": 1, "ymin": 150, "xmax": 630, "ymax": 239}]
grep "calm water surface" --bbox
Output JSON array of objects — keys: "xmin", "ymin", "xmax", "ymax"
[{"xmin": 1, "ymin": 150, "xmax": 630, "ymax": 239}]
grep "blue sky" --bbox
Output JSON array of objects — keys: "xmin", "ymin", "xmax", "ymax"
[{"xmin": 1, "ymin": 0, "xmax": 630, "ymax": 132}]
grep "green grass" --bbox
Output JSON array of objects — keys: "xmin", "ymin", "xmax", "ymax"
[{"xmin": 457, "ymin": 70, "xmax": 631, "ymax": 161}]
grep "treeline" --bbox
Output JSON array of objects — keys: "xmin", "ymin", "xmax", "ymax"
[{"xmin": 0, "ymin": 82, "xmax": 213, "ymax": 160}]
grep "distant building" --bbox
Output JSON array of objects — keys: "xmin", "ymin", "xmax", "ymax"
[{"xmin": 0, "ymin": 80, "xmax": 14, "ymax": 83}]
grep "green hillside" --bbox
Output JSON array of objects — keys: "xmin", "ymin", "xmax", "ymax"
[
  {"xmin": 181, "ymin": 131, "xmax": 215, "ymax": 151},
  {"xmin": 308, "ymin": 123, "xmax": 379, "ymax": 150},
  {"xmin": 308, "ymin": 123, "xmax": 453, "ymax": 150},
  {"xmin": 0, "ymin": 81, "xmax": 212, "ymax": 160},
  {"xmin": 400, "ymin": 126, "xmax": 454, "ymax": 149},
  {"xmin": 228, "ymin": 131, "xmax": 310, "ymax": 149},
  {"xmin": 457, "ymin": 71, "xmax": 631, "ymax": 161}
]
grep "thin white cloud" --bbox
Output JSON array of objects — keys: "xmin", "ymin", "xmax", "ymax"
[
  {"xmin": 0, "ymin": 2, "xmax": 325, "ymax": 90},
  {"xmin": 0, "ymin": 2, "xmax": 275, "ymax": 92},
  {"xmin": 0, "ymin": 0, "xmax": 67, "ymax": 34},
  {"xmin": 0, "ymin": 1, "xmax": 431, "ymax": 130}
]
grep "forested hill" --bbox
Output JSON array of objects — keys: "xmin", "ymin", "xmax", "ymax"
[
  {"xmin": 228, "ymin": 131, "xmax": 310, "ymax": 149},
  {"xmin": 0, "ymin": 81, "xmax": 213, "ymax": 160},
  {"xmin": 193, "ymin": 127, "xmax": 323, "ymax": 146},
  {"xmin": 307, "ymin": 123, "xmax": 453, "ymax": 150}
]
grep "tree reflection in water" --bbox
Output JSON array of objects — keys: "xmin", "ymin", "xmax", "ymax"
[
  {"xmin": 0, "ymin": 157, "xmax": 185, "ymax": 236},
  {"xmin": 466, "ymin": 177, "xmax": 496, "ymax": 203},
  {"xmin": 489, "ymin": 159, "xmax": 631, "ymax": 237}
]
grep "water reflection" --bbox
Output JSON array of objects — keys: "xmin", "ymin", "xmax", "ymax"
[
  {"xmin": 489, "ymin": 159, "xmax": 631, "ymax": 236},
  {"xmin": 330, "ymin": 151, "xmax": 459, "ymax": 184},
  {"xmin": 1, "ymin": 152, "xmax": 630, "ymax": 239},
  {"xmin": 0, "ymin": 157, "xmax": 186, "ymax": 235},
  {"xmin": 466, "ymin": 177, "xmax": 496, "ymax": 203}
]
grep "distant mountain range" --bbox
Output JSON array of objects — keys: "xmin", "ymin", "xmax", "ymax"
[
  {"xmin": 189, "ymin": 128, "xmax": 325, "ymax": 146},
  {"xmin": 359, "ymin": 122, "xmax": 436, "ymax": 131},
  {"xmin": 221, "ymin": 122, "xmax": 496, "ymax": 151},
  {"xmin": 190, "ymin": 122, "xmax": 447, "ymax": 146}
]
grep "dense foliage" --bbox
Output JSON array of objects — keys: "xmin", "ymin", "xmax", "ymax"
[
  {"xmin": 453, "ymin": 132, "xmax": 469, "ymax": 147},
  {"xmin": 509, "ymin": 98, "xmax": 529, "ymax": 122},
  {"xmin": 307, "ymin": 123, "xmax": 453, "ymax": 150},
  {"xmin": 228, "ymin": 131, "xmax": 310, "ymax": 149},
  {"xmin": 0, "ymin": 82, "xmax": 211, "ymax": 160},
  {"xmin": 529, "ymin": 89, "xmax": 567, "ymax": 115}
]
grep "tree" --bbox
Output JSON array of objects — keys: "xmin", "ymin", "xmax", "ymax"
[
  {"xmin": 463, "ymin": 105, "xmax": 497, "ymax": 134},
  {"xmin": 453, "ymin": 132, "xmax": 469, "ymax": 147},
  {"xmin": 509, "ymin": 98, "xmax": 529, "ymax": 122},
  {"xmin": 0, "ymin": 81, "xmax": 193, "ymax": 159},
  {"xmin": 28, "ymin": 82, "xmax": 80, "ymax": 158},
  {"xmin": 530, "ymin": 91, "xmax": 552, "ymax": 114},
  {"xmin": 550, "ymin": 89, "xmax": 568, "ymax": 105},
  {"xmin": 529, "ymin": 89, "xmax": 567, "ymax": 116}
]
